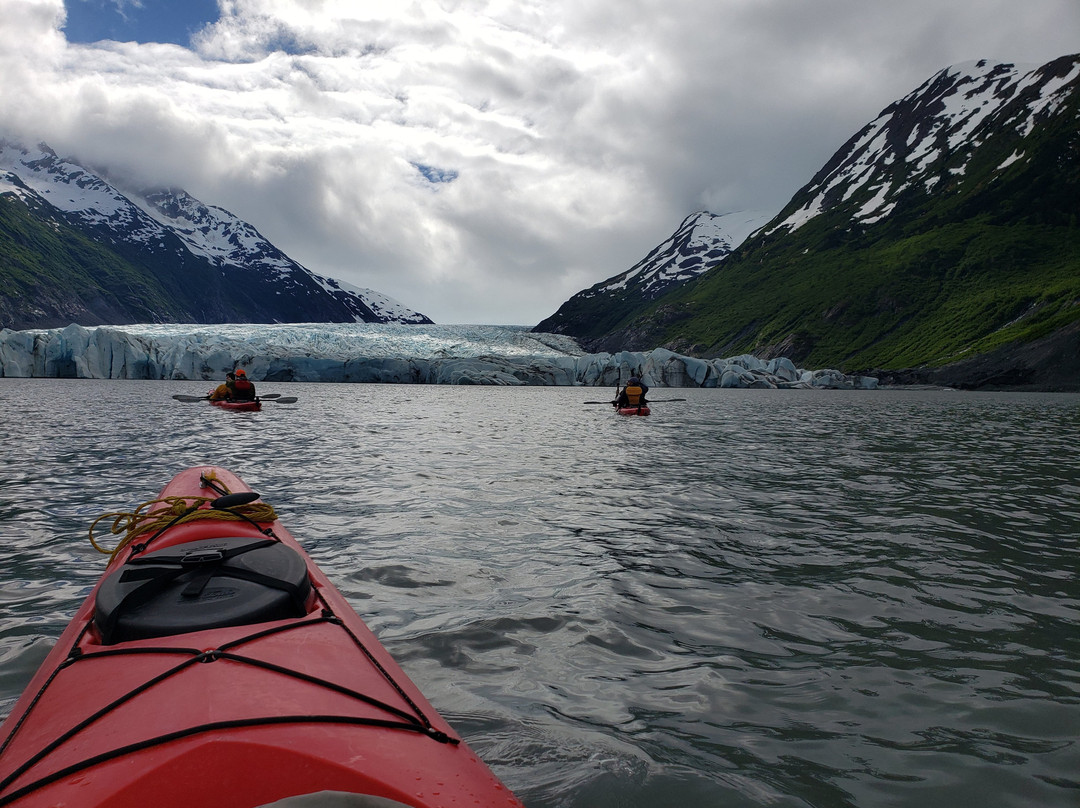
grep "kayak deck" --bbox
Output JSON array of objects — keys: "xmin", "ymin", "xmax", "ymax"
[
  {"xmin": 0, "ymin": 467, "xmax": 522, "ymax": 808},
  {"xmin": 616, "ymin": 405, "xmax": 650, "ymax": 416}
]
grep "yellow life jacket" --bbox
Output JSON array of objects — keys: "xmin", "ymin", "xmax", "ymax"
[{"xmin": 624, "ymin": 384, "xmax": 644, "ymax": 405}]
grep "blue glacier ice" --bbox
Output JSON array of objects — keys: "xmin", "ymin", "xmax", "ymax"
[{"xmin": 0, "ymin": 323, "xmax": 878, "ymax": 389}]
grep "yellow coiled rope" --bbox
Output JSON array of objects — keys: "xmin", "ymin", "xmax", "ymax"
[{"xmin": 89, "ymin": 495, "xmax": 279, "ymax": 562}]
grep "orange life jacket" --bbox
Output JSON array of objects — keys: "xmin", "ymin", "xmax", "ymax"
[{"xmin": 624, "ymin": 384, "xmax": 644, "ymax": 405}]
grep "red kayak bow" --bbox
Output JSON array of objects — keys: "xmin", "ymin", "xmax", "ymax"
[{"xmin": 0, "ymin": 467, "xmax": 523, "ymax": 808}]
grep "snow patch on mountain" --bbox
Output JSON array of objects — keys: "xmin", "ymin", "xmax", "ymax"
[
  {"xmin": 766, "ymin": 58, "xmax": 1073, "ymax": 234},
  {"xmin": 1012, "ymin": 58, "xmax": 1080, "ymax": 136},
  {"xmin": 0, "ymin": 142, "xmax": 166, "ymax": 242},
  {"xmin": 593, "ymin": 210, "xmax": 774, "ymax": 299},
  {"xmin": 136, "ymin": 188, "xmax": 295, "ymax": 279},
  {"xmin": 0, "ymin": 173, "xmax": 23, "ymax": 197},
  {"xmin": 314, "ymin": 276, "xmax": 430, "ymax": 325},
  {"xmin": 0, "ymin": 140, "xmax": 432, "ymax": 324}
]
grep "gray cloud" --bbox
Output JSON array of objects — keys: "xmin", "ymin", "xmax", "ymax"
[{"xmin": 2, "ymin": 0, "xmax": 1077, "ymax": 324}]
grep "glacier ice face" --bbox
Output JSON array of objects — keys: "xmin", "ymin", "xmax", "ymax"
[{"xmin": 0, "ymin": 323, "xmax": 878, "ymax": 389}]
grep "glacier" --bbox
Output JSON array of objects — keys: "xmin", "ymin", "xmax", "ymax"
[{"xmin": 0, "ymin": 323, "xmax": 878, "ymax": 389}]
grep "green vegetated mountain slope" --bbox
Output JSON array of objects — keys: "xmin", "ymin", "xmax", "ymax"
[
  {"xmin": 0, "ymin": 194, "xmax": 189, "ymax": 328},
  {"xmin": 566, "ymin": 56, "xmax": 1080, "ymax": 384},
  {"xmin": 665, "ymin": 220, "xmax": 1077, "ymax": 371}
]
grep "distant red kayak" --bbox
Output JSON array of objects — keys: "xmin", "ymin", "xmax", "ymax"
[
  {"xmin": 0, "ymin": 466, "xmax": 524, "ymax": 808},
  {"xmin": 616, "ymin": 405, "xmax": 651, "ymax": 416}
]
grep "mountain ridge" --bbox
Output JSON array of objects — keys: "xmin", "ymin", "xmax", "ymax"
[
  {"xmin": 0, "ymin": 142, "xmax": 432, "ymax": 330},
  {"xmin": 534, "ymin": 209, "xmax": 774, "ymax": 339},
  {"xmin": 536, "ymin": 54, "xmax": 1080, "ymax": 389}
]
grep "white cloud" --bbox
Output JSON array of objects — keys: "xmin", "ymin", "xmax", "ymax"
[{"xmin": 1, "ymin": 0, "xmax": 1077, "ymax": 323}]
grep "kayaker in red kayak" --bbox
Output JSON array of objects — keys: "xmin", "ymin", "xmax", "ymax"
[
  {"xmin": 231, "ymin": 368, "xmax": 257, "ymax": 400},
  {"xmin": 209, "ymin": 369, "xmax": 257, "ymax": 402},
  {"xmin": 615, "ymin": 376, "xmax": 649, "ymax": 408}
]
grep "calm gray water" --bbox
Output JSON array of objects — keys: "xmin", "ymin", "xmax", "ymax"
[{"xmin": 1, "ymin": 379, "xmax": 1078, "ymax": 808}]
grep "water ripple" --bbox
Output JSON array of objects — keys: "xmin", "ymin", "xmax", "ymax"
[{"xmin": 1, "ymin": 381, "xmax": 1078, "ymax": 807}]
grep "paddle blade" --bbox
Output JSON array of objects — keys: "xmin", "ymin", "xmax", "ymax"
[
  {"xmin": 172, "ymin": 394, "xmax": 209, "ymax": 402},
  {"xmin": 265, "ymin": 396, "xmax": 298, "ymax": 404}
]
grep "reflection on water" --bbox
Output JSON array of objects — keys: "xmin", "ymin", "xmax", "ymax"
[{"xmin": 1, "ymin": 379, "xmax": 1079, "ymax": 807}]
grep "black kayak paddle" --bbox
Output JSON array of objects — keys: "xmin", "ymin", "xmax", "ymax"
[{"xmin": 172, "ymin": 394, "xmax": 298, "ymax": 404}]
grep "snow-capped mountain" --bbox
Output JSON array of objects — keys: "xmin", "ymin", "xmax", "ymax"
[
  {"xmin": 0, "ymin": 142, "xmax": 432, "ymax": 329},
  {"xmin": 533, "ymin": 209, "xmax": 773, "ymax": 336},
  {"xmin": 535, "ymin": 53, "xmax": 1079, "ymax": 386},
  {"xmin": 767, "ymin": 55, "xmax": 1080, "ymax": 233},
  {"xmin": 594, "ymin": 210, "xmax": 773, "ymax": 299},
  {"xmin": 134, "ymin": 185, "xmax": 430, "ymax": 325}
]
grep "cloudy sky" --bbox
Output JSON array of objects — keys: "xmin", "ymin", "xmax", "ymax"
[{"xmin": 2, "ymin": 1, "xmax": 1076, "ymax": 324}]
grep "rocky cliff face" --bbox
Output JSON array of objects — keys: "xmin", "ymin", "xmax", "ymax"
[
  {"xmin": 0, "ymin": 142, "xmax": 432, "ymax": 329},
  {"xmin": 869, "ymin": 320, "xmax": 1080, "ymax": 391}
]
